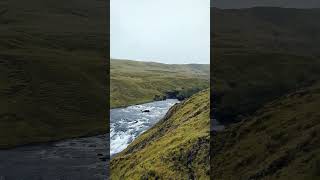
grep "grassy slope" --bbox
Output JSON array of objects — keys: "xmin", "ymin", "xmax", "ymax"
[
  {"xmin": 213, "ymin": 52, "xmax": 320, "ymax": 123},
  {"xmin": 0, "ymin": 0, "xmax": 108, "ymax": 148},
  {"xmin": 211, "ymin": 83, "xmax": 320, "ymax": 179},
  {"xmin": 110, "ymin": 59, "xmax": 209, "ymax": 108},
  {"xmin": 213, "ymin": 7, "xmax": 320, "ymax": 56},
  {"xmin": 212, "ymin": 7, "xmax": 320, "ymax": 123},
  {"xmin": 212, "ymin": 7, "xmax": 320, "ymax": 179},
  {"xmin": 111, "ymin": 90, "xmax": 210, "ymax": 179}
]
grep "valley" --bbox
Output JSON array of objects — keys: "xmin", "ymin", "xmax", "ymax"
[
  {"xmin": 211, "ymin": 7, "xmax": 320, "ymax": 179},
  {"xmin": 0, "ymin": 0, "xmax": 211, "ymax": 179},
  {"xmin": 109, "ymin": 60, "xmax": 210, "ymax": 179},
  {"xmin": 111, "ymin": 89, "xmax": 210, "ymax": 179},
  {"xmin": 110, "ymin": 59, "xmax": 209, "ymax": 108}
]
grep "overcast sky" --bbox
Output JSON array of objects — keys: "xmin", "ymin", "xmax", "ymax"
[
  {"xmin": 211, "ymin": 0, "xmax": 320, "ymax": 9},
  {"xmin": 111, "ymin": 0, "xmax": 210, "ymax": 64}
]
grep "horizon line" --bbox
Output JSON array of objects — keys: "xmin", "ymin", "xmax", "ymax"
[{"xmin": 110, "ymin": 58, "xmax": 210, "ymax": 65}]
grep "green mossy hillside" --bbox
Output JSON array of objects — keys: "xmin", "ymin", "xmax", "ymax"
[
  {"xmin": 211, "ymin": 82, "xmax": 320, "ymax": 179},
  {"xmin": 212, "ymin": 7, "xmax": 320, "ymax": 124},
  {"xmin": 213, "ymin": 52, "xmax": 320, "ymax": 123},
  {"xmin": 211, "ymin": 7, "xmax": 320, "ymax": 179},
  {"xmin": 111, "ymin": 89, "xmax": 210, "ymax": 179},
  {"xmin": 213, "ymin": 7, "xmax": 320, "ymax": 56},
  {"xmin": 111, "ymin": 59, "xmax": 209, "ymax": 108},
  {"xmin": 0, "ymin": 0, "xmax": 108, "ymax": 148}
]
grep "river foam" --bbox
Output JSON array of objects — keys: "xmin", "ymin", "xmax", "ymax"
[{"xmin": 110, "ymin": 99, "xmax": 179, "ymax": 156}]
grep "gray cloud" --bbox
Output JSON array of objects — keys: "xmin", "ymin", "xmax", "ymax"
[{"xmin": 111, "ymin": 0, "xmax": 210, "ymax": 64}]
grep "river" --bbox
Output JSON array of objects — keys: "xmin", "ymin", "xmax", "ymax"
[
  {"xmin": 0, "ymin": 99, "xmax": 179, "ymax": 179},
  {"xmin": 0, "ymin": 135, "xmax": 108, "ymax": 180},
  {"xmin": 110, "ymin": 99, "xmax": 179, "ymax": 156}
]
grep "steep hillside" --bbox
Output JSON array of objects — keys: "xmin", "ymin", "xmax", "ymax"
[
  {"xmin": 0, "ymin": 0, "xmax": 108, "ymax": 148},
  {"xmin": 213, "ymin": 52, "xmax": 320, "ymax": 123},
  {"xmin": 110, "ymin": 59, "xmax": 209, "ymax": 108},
  {"xmin": 111, "ymin": 90, "xmax": 210, "ymax": 179},
  {"xmin": 212, "ymin": 7, "xmax": 320, "ymax": 124},
  {"xmin": 211, "ymin": 7, "xmax": 320, "ymax": 179},
  {"xmin": 211, "ymin": 82, "xmax": 320, "ymax": 179}
]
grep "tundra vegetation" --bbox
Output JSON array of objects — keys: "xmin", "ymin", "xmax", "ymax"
[
  {"xmin": 211, "ymin": 7, "xmax": 320, "ymax": 179},
  {"xmin": 111, "ymin": 90, "xmax": 210, "ymax": 179},
  {"xmin": 110, "ymin": 59, "xmax": 209, "ymax": 108},
  {"xmin": 0, "ymin": 0, "xmax": 108, "ymax": 148}
]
